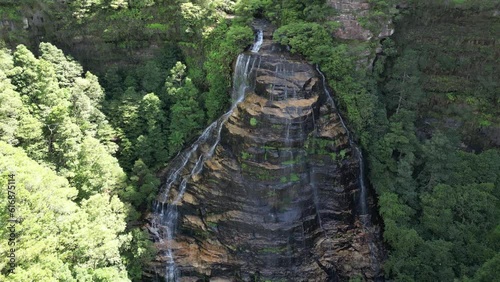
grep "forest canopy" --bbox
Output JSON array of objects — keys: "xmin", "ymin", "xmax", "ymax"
[{"xmin": 1, "ymin": 0, "xmax": 499, "ymax": 281}]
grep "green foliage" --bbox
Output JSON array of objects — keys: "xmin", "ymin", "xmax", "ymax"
[
  {"xmin": 241, "ymin": 151, "xmax": 251, "ymax": 160},
  {"xmin": 104, "ymin": 65, "xmax": 172, "ymax": 171},
  {"xmin": 338, "ymin": 149, "xmax": 347, "ymax": 159},
  {"xmin": 359, "ymin": 0, "xmax": 399, "ymax": 33},
  {"xmin": 272, "ymin": 2, "xmax": 500, "ymax": 281},
  {"xmin": 406, "ymin": 0, "xmax": 499, "ymax": 10},
  {"xmin": 235, "ymin": 0, "xmax": 334, "ymax": 25},
  {"xmin": 204, "ymin": 22, "xmax": 253, "ymax": 120},
  {"xmin": 165, "ymin": 61, "xmax": 188, "ymax": 98},
  {"xmin": 180, "ymin": 2, "xmax": 209, "ymax": 38},
  {"xmin": 235, "ymin": 0, "xmax": 273, "ymax": 20},
  {"xmin": 119, "ymin": 228, "xmax": 156, "ymax": 281},
  {"xmin": 0, "ymin": 43, "xmax": 158, "ymax": 280},
  {"xmin": 120, "ymin": 159, "xmax": 160, "ymax": 210},
  {"xmin": 39, "ymin": 42, "xmax": 83, "ymax": 88},
  {"xmin": 370, "ymin": 10, "xmax": 500, "ymax": 276},
  {"xmin": 383, "ymin": 49, "xmax": 424, "ymax": 116},
  {"xmin": 166, "ymin": 62, "xmax": 205, "ymax": 156},
  {"xmin": 473, "ymin": 253, "xmax": 500, "ymax": 282},
  {"xmin": 135, "ymin": 93, "xmax": 169, "ymax": 167},
  {"xmin": 2, "ymin": 1, "xmax": 498, "ymax": 281},
  {"xmin": 0, "ymin": 53, "xmax": 25, "ymax": 145},
  {"xmin": 289, "ymin": 173, "xmax": 300, "ymax": 182},
  {"xmin": 4, "ymin": 44, "xmax": 128, "ymax": 199},
  {"xmin": 0, "ymin": 142, "xmax": 131, "ymax": 281},
  {"xmin": 136, "ymin": 61, "xmax": 164, "ymax": 94},
  {"xmin": 71, "ymin": 136, "xmax": 127, "ymax": 199},
  {"xmin": 274, "ymin": 22, "xmax": 332, "ymax": 60}
]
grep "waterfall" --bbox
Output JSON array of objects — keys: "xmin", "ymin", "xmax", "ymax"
[
  {"xmin": 314, "ymin": 65, "xmax": 369, "ymax": 218},
  {"xmin": 251, "ymin": 29, "xmax": 263, "ymax": 53},
  {"xmin": 315, "ymin": 64, "xmax": 381, "ymax": 275},
  {"xmin": 151, "ymin": 31, "xmax": 263, "ymax": 282}
]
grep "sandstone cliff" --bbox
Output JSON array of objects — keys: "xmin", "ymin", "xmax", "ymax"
[{"xmin": 147, "ymin": 22, "xmax": 384, "ymax": 282}]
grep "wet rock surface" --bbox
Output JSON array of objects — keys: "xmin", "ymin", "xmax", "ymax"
[{"xmin": 146, "ymin": 21, "xmax": 384, "ymax": 282}]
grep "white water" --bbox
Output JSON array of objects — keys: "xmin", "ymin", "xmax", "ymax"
[
  {"xmin": 251, "ymin": 30, "xmax": 263, "ymax": 53},
  {"xmin": 151, "ymin": 31, "xmax": 263, "ymax": 282},
  {"xmin": 315, "ymin": 65, "xmax": 369, "ymax": 217},
  {"xmin": 314, "ymin": 64, "xmax": 381, "ymax": 275}
]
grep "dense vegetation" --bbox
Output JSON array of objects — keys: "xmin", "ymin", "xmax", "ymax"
[
  {"xmin": 371, "ymin": 5, "xmax": 500, "ymax": 280},
  {"xmin": 0, "ymin": 0, "xmax": 254, "ymax": 281},
  {"xmin": 271, "ymin": 0, "xmax": 499, "ymax": 281},
  {"xmin": 0, "ymin": 43, "xmax": 155, "ymax": 281},
  {"xmin": 1, "ymin": 0, "xmax": 499, "ymax": 281}
]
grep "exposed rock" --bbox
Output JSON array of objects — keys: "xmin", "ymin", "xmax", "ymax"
[
  {"xmin": 327, "ymin": 0, "xmax": 394, "ymax": 41},
  {"xmin": 147, "ymin": 22, "xmax": 384, "ymax": 282}
]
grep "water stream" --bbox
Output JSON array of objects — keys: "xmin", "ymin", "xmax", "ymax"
[
  {"xmin": 151, "ymin": 31, "xmax": 263, "ymax": 281},
  {"xmin": 150, "ymin": 28, "xmax": 379, "ymax": 280},
  {"xmin": 315, "ymin": 65, "xmax": 369, "ymax": 219},
  {"xmin": 315, "ymin": 65, "xmax": 380, "ymax": 274},
  {"xmin": 251, "ymin": 29, "xmax": 263, "ymax": 53}
]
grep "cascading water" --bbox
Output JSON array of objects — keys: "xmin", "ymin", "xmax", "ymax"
[
  {"xmin": 251, "ymin": 29, "xmax": 264, "ymax": 53},
  {"xmin": 315, "ymin": 65, "xmax": 381, "ymax": 275},
  {"xmin": 147, "ymin": 21, "xmax": 383, "ymax": 280},
  {"xmin": 151, "ymin": 32, "xmax": 263, "ymax": 282},
  {"xmin": 315, "ymin": 65, "xmax": 369, "ymax": 219}
]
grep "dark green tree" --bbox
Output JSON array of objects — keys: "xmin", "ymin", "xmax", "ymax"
[{"xmin": 166, "ymin": 62, "xmax": 204, "ymax": 155}]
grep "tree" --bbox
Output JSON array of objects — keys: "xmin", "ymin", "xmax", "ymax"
[
  {"xmin": 135, "ymin": 93, "xmax": 169, "ymax": 167},
  {"xmin": 72, "ymin": 136, "xmax": 127, "ymax": 199},
  {"xmin": 164, "ymin": 61, "xmax": 187, "ymax": 99},
  {"xmin": 137, "ymin": 61, "xmax": 164, "ymax": 94},
  {"xmin": 417, "ymin": 132, "xmax": 457, "ymax": 192},
  {"xmin": 119, "ymin": 159, "xmax": 160, "ymax": 210},
  {"xmin": 383, "ymin": 49, "xmax": 424, "ymax": 116},
  {"xmin": 0, "ymin": 142, "xmax": 131, "ymax": 281},
  {"xmin": 39, "ymin": 42, "xmax": 83, "ymax": 88},
  {"xmin": 165, "ymin": 63, "xmax": 204, "ymax": 155},
  {"xmin": 473, "ymin": 253, "xmax": 500, "ymax": 282},
  {"xmin": 10, "ymin": 45, "xmax": 64, "ymax": 115},
  {"xmin": 69, "ymin": 72, "xmax": 117, "ymax": 153},
  {"xmin": 0, "ymin": 68, "xmax": 24, "ymax": 145},
  {"xmin": 204, "ymin": 23, "xmax": 253, "ymax": 120},
  {"xmin": 274, "ymin": 22, "xmax": 332, "ymax": 60},
  {"xmin": 120, "ymin": 228, "xmax": 155, "ymax": 281},
  {"xmin": 180, "ymin": 2, "xmax": 208, "ymax": 38}
]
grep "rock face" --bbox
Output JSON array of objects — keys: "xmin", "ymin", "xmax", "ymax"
[
  {"xmin": 327, "ymin": 0, "xmax": 394, "ymax": 41},
  {"xmin": 147, "ymin": 22, "xmax": 384, "ymax": 281}
]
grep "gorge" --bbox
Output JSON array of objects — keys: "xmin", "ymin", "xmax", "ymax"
[
  {"xmin": 147, "ymin": 21, "xmax": 384, "ymax": 281},
  {"xmin": 1, "ymin": 1, "xmax": 498, "ymax": 282}
]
